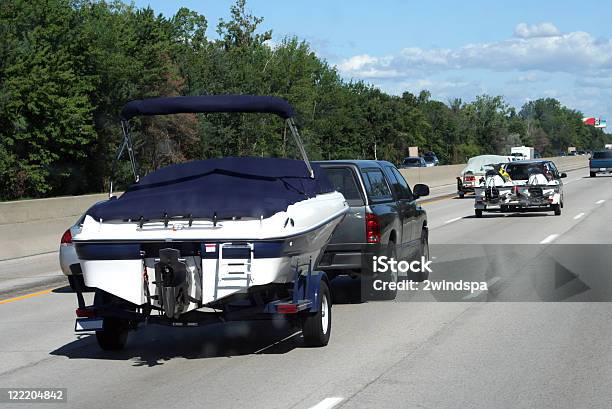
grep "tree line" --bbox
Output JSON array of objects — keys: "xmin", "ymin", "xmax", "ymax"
[{"xmin": 0, "ymin": 0, "xmax": 608, "ymax": 200}]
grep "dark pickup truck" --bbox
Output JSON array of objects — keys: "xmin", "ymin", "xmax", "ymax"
[
  {"xmin": 590, "ymin": 150, "xmax": 612, "ymax": 177},
  {"xmin": 315, "ymin": 160, "xmax": 430, "ymax": 299}
]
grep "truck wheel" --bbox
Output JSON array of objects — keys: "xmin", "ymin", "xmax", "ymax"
[
  {"xmin": 475, "ymin": 209, "xmax": 483, "ymax": 218},
  {"xmin": 378, "ymin": 243, "xmax": 398, "ymax": 300},
  {"xmin": 93, "ymin": 290, "xmax": 130, "ymax": 351},
  {"xmin": 552, "ymin": 204, "xmax": 561, "ymax": 216},
  {"xmin": 302, "ymin": 280, "xmax": 331, "ymax": 347},
  {"xmin": 590, "ymin": 172, "xmax": 596, "ymax": 178},
  {"xmin": 411, "ymin": 229, "xmax": 430, "ymax": 282}
]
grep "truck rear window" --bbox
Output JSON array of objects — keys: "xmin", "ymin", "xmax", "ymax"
[
  {"xmin": 362, "ymin": 168, "xmax": 393, "ymax": 201},
  {"xmin": 593, "ymin": 151, "xmax": 612, "ymax": 159},
  {"xmin": 323, "ymin": 167, "xmax": 364, "ymax": 205}
]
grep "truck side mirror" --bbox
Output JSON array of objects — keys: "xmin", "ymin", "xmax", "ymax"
[{"xmin": 413, "ymin": 184, "xmax": 429, "ymax": 198}]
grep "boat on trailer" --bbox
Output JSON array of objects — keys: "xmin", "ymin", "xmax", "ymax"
[{"xmin": 72, "ymin": 95, "xmax": 348, "ymax": 350}]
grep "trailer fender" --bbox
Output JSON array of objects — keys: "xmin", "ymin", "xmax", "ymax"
[{"xmin": 301, "ymin": 271, "xmax": 329, "ymax": 313}]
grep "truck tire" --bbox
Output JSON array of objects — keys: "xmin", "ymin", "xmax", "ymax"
[
  {"xmin": 552, "ymin": 204, "xmax": 561, "ymax": 216},
  {"xmin": 93, "ymin": 290, "xmax": 130, "ymax": 351},
  {"xmin": 377, "ymin": 242, "xmax": 398, "ymax": 300},
  {"xmin": 302, "ymin": 280, "xmax": 331, "ymax": 347},
  {"xmin": 411, "ymin": 229, "xmax": 430, "ymax": 282},
  {"xmin": 590, "ymin": 172, "xmax": 596, "ymax": 178},
  {"xmin": 475, "ymin": 209, "xmax": 483, "ymax": 218},
  {"xmin": 458, "ymin": 191, "xmax": 465, "ymax": 198}
]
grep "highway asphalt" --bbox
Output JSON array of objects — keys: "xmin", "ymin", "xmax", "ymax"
[{"xmin": 1, "ymin": 167, "xmax": 611, "ymax": 408}]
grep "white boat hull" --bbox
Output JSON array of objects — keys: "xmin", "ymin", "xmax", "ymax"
[{"xmin": 75, "ymin": 192, "xmax": 347, "ymax": 309}]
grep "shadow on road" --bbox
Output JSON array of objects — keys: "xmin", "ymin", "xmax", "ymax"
[
  {"xmin": 50, "ymin": 280, "xmax": 361, "ymax": 366},
  {"xmin": 51, "ymin": 318, "xmax": 305, "ymax": 367},
  {"xmin": 463, "ymin": 212, "xmax": 551, "ymax": 219}
]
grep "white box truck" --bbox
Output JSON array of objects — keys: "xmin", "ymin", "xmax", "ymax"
[{"xmin": 510, "ymin": 146, "xmax": 534, "ymax": 160}]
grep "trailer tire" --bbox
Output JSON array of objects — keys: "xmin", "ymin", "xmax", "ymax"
[
  {"xmin": 95, "ymin": 318, "xmax": 129, "ymax": 351},
  {"xmin": 93, "ymin": 290, "xmax": 130, "ymax": 351},
  {"xmin": 475, "ymin": 209, "xmax": 483, "ymax": 218},
  {"xmin": 302, "ymin": 280, "xmax": 331, "ymax": 347},
  {"xmin": 590, "ymin": 172, "xmax": 596, "ymax": 178},
  {"xmin": 458, "ymin": 191, "xmax": 465, "ymax": 198},
  {"xmin": 552, "ymin": 204, "xmax": 561, "ymax": 216}
]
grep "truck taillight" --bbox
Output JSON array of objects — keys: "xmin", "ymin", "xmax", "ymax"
[
  {"xmin": 366, "ymin": 213, "xmax": 381, "ymax": 244},
  {"xmin": 464, "ymin": 175, "xmax": 475, "ymax": 182},
  {"xmin": 60, "ymin": 229, "xmax": 72, "ymax": 245}
]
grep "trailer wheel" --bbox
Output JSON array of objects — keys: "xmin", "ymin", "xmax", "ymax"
[
  {"xmin": 95, "ymin": 318, "xmax": 129, "ymax": 351},
  {"xmin": 552, "ymin": 204, "xmax": 561, "ymax": 216},
  {"xmin": 93, "ymin": 290, "xmax": 130, "ymax": 351},
  {"xmin": 458, "ymin": 191, "xmax": 465, "ymax": 198},
  {"xmin": 302, "ymin": 280, "xmax": 331, "ymax": 347},
  {"xmin": 590, "ymin": 172, "xmax": 596, "ymax": 178},
  {"xmin": 475, "ymin": 209, "xmax": 483, "ymax": 218}
]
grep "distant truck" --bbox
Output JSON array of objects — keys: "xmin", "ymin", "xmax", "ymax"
[
  {"xmin": 605, "ymin": 144, "xmax": 612, "ymax": 150},
  {"xmin": 511, "ymin": 146, "xmax": 534, "ymax": 160},
  {"xmin": 590, "ymin": 150, "xmax": 612, "ymax": 177}
]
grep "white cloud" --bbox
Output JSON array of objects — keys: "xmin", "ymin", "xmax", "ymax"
[
  {"xmin": 334, "ymin": 23, "xmax": 612, "ymax": 125},
  {"xmin": 514, "ymin": 22, "xmax": 560, "ymax": 39},
  {"xmin": 337, "ymin": 25, "xmax": 612, "ymax": 79},
  {"xmin": 516, "ymin": 72, "xmax": 540, "ymax": 83}
]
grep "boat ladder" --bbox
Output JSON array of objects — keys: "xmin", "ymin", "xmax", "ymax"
[{"xmin": 216, "ymin": 243, "xmax": 254, "ymax": 292}]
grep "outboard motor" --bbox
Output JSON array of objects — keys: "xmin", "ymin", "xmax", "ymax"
[{"xmin": 155, "ymin": 248, "xmax": 190, "ymax": 319}]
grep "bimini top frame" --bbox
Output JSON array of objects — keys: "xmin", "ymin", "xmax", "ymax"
[{"xmin": 110, "ymin": 95, "xmax": 313, "ymax": 197}]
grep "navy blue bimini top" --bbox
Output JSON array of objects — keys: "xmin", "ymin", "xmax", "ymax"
[{"xmin": 87, "ymin": 157, "xmax": 334, "ymax": 221}]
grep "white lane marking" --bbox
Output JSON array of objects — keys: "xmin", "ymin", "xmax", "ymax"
[
  {"xmin": 462, "ymin": 276, "xmax": 502, "ymax": 300},
  {"xmin": 574, "ymin": 177, "xmax": 582, "ymax": 181},
  {"xmin": 573, "ymin": 213, "xmax": 585, "ymax": 220},
  {"xmin": 540, "ymin": 234, "xmax": 559, "ymax": 244},
  {"xmin": 253, "ymin": 330, "xmax": 302, "ymax": 354},
  {"xmin": 444, "ymin": 217, "xmax": 463, "ymax": 224},
  {"xmin": 309, "ymin": 397, "xmax": 344, "ymax": 409},
  {"xmin": 596, "ymin": 199, "xmax": 605, "ymax": 204}
]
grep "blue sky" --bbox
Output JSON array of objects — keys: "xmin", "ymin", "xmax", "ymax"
[{"xmin": 134, "ymin": 0, "xmax": 612, "ymax": 127}]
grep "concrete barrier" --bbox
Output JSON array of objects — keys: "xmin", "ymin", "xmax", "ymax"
[
  {"xmin": 0, "ymin": 156, "xmax": 589, "ymax": 261},
  {"xmin": 0, "ymin": 193, "xmax": 111, "ymax": 261}
]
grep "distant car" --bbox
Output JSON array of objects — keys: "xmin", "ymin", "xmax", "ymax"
[
  {"xmin": 422, "ymin": 152, "xmax": 439, "ymax": 166},
  {"xmin": 457, "ymin": 155, "xmax": 514, "ymax": 198},
  {"xmin": 400, "ymin": 157, "xmax": 427, "ymax": 168},
  {"xmin": 510, "ymin": 152, "xmax": 527, "ymax": 160},
  {"xmin": 590, "ymin": 150, "xmax": 612, "ymax": 177},
  {"xmin": 315, "ymin": 160, "xmax": 429, "ymax": 300}
]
